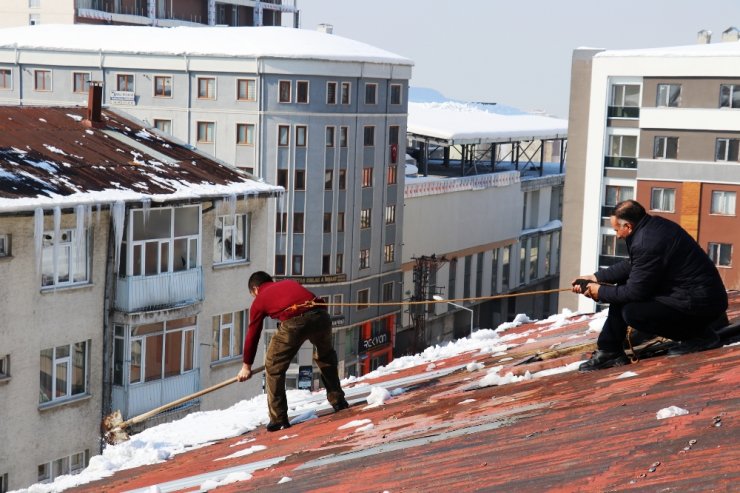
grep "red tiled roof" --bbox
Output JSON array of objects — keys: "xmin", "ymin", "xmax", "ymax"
[{"xmin": 70, "ymin": 293, "xmax": 740, "ymax": 492}]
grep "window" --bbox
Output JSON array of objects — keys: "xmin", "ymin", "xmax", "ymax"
[
  {"xmin": 529, "ymin": 239, "xmax": 539, "ymax": 280},
  {"xmin": 326, "ymin": 81, "xmax": 337, "ymax": 104},
  {"xmin": 491, "ymin": 248, "xmax": 499, "ymax": 293},
  {"xmin": 29, "ymin": 0, "xmax": 41, "ymax": 7},
  {"xmin": 324, "ymin": 170, "xmax": 333, "ymax": 190},
  {"xmin": 719, "ymin": 84, "xmax": 740, "ymax": 108},
  {"xmin": 237, "ymin": 78, "xmax": 256, "ymax": 101},
  {"xmin": 294, "ymin": 170, "xmax": 305, "ymax": 190},
  {"xmin": 123, "ymin": 206, "xmax": 200, "ymax": 276},
  {"xmin": 362, "ymin": 167, "xmax": 373, "ymax": 187},
  {"xmin": 0, "ymin": 234, "xmax": 8, "ymax": 256},
  {"xmin": 340, "ymin": 126, "xmax": 349, "ymax": 147},
  {"xmin": 292, "ymin": 255, "xmax": 303, "ymax": 275},
  {"xmin": 360, "ymin": 249, "xmax": 370, "ymax": 269},
  {"xmin": 519, "ymin": 244, "xmax": 527, "ymax": 284},
  {"xmin": 41, "ymin": 228, "xmax": 89, "ymax": 287},
  {"xmin": 34, "ymin": 69, "xmax": 51, "ymax": 91},
  {"xmin": 363, "ymin": 126, "xmax": 375, "ymax": 146},
  {"xmin": 341, "ymin": 82, "xmax": 351, "ymax": 104},
  {"xmin": 278, "ymin": 80, "xmax": 291, "ymax": 103},
  {"xmin": 275, "ymin": 254, "xmax": 286, "ymax": 275},
  {"xmin": 0, "ymin": 68, "xmax": 11, "ymax": 90},
  {"xmin": 295, "ymin": 125, "xmax": 307, "ymax": 147},
  {"xmin": 37, "ymin": 450, "xmax": 89, "ymax": 484},
  {"xmin": 384, "ymin": 243, "xmax": 395, "ymax": 263},
  {"xmin": 326, "ymin": 126, "xmax": 335, "ymax": 147},
  {"xmin": 237, "ymin": 123, "xmax": 255, "ymax": 145},
  {"xmin": 293, "ymin": 212, "xmax": 304, "ymax": 234},
  {"xmin": 609, "ymin": 84, "xmax": 640, "ymax": 117},
  {"xmin": 116, "ymin": 73, "xmax": 134, "ymax": 91},
  {"xmin": 0, "ymin": 354, "xmax": 9, "ymax": 380},
  {"xmin": 211, "ymin": 311, "xmax": 246, "ymax": 362},
  {"xmin": 710, "ymin": 191, "xmax": 736, "ymax": 215},
  {"xmin": 708, "ymin": 243, "xmax": 732, "ymax": 267},
  {"xmin": 125, "ymin": 317, "xmax": 195, "ymax": 384},
  {"xmin": 336, "ymin": 253, "xmax": 344, "ymax": 274},
  {"xmin": 715, "ymin": 138, "xmax": 739, "ymax": 162},
  {"xmin": 197, "ymin": 77, "xmax": 216, "ymax": 99},
  {"xmin": 72, "ymin": 72, "xmax": 90, "ymax": 93},
  {"xmin": 153, "ymin": 119, "xmax": 172, "ymax": 135},
  {"xmin": 604, "ymin": 185, "xmax": 634, "ymax": 207},
  {"xmin": 1, "ymin": 472, "xmax": 7, "ymax": 493},
  {"xmin": 296, "ymin": 80, "xmax": 309, "ymax": 103},
  {"xmin": 197, "ymin": 121, "xmax": 215, "ymax": 143},
  {"xmin": 29, "ymin": 13, "xmax": 39, "ymax": 25},
  {"xmin": 605, "ymin": 134, "xmax": 637, "ymax": 168},
  {"xmin": 650, "ymin": 187, "xmax": 676, "ymax": 212},
  {"xmin": 385, "ymin": 205, "xmax": 396, "ymax": 224},
  {"xmin": 323, "ymin": 213, "xmax": 332, "ymax": 233},
  {"xmin": 154, "ymin": 75, "xmax": 172, "ymax": 97},
  {"xmin": 389, "ymin": 125, "xmax": 400, "ymax": 162},
  {"xmin": 387, "ymin": 165, "xmax": 398, "ymax": 185},
  {"xmin": 337, "ymin": 212, "xmax": 345, "ymax": 232},
  {"xmin": 390, "ymin": 84, "xmax": 402, "ymax": 105},
  {"xmin": 39, "ymin": 341, "xmax": 89, "ymax": 404},
  {"xmin": 357, "ymin": 288, "xmax": 370, "ymax": 309},
  {"xmin": 501, "ymin": 246, "xmax": 510, "ymax": 290},
  {"xmin": 656, "ymin": 84, "xmax": 681, "ymax": 107},
  {"xmin": 277, "ymin": 169, "xmax": 288, "ymax": 188},
  {"xmin": 654, "ymin": 136, "xmax": 678, "ymax": 159},
  {"xmin": 331, "ymin": 294, "xmax": 343, "ymax": 316},
  {"xmin": 360, "ymin": 208, "xmax": 371, "ymax": 229},
  {"xmin": 365, "ymin": 83, "xmax": 377, "ymax": 104},
  {"xmin": 601, "ymin": 234, "xmax": 629, "ymax": 257},
  {"xmin": 278, "ymin": 125, "xmax": 290, "ymax": 146},
  {"xmin": 338, "ymin": 169, "xmax": 347, "ymax": 190},
  {"xmin": 322, "ymin": 254, "xmax": 331, "ymax": 275},
  {"xmin": 213, "ymin": 214, "xmax": 249, "ymax": 263}
]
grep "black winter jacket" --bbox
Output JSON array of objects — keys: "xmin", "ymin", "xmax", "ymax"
[{"xmin": 595, "ymin": 214, "xmax": 727, "ymax": 314}]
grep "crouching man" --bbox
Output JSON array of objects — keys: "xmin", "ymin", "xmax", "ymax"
[{"xmin": 574, "ymin": 200, "xmax": 728, "ymax": 372}]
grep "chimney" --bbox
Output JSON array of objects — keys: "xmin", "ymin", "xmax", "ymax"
[
  {"xmin": 722, "ymin": 26, "xmax": 740, "ymax": 42},
  {"xmin": 317, "ymin": 23, "xmax": 333, "ymax": 34},
  {"xmin": 86, "ymin": 81, "xmax": 103, "ymax": 124},
  {"xmin": 697, "ymin": 29, "xmax": 712, "ymax": 44}
]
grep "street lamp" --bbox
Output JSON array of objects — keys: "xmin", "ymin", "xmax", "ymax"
[{"xmin": 432, "ymin": 295, "xmax": 474, "ymax": 338}]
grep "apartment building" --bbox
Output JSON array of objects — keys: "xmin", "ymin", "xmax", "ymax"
[
  {"xmin": 1, "ymin": 0, "xmax": 297, "ymax": 28},
  {"xmin": 561, "ymin": 29, "xmax": 740, "ymax": 313},
  {"xmin": 0, "ymin": 24, "xmax": 412, "ymax": 381},
  {"xmin": 0, "ymin": 99, "xmax": 281, "ymax": 490}
]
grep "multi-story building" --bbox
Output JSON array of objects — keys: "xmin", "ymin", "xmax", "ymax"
[
  {"xmin": 0, "ymin": 97, "xmax": 281, "ymax": 490},
  {"xmin": 561, "ymin": 28, "xmax": 740, "ymax": 313},
  {"xmin": 0, "ymin": 24, "xmax": 413, "ymax": 381},
  {"xmin": 1, "ymin": 0, "xmax": 298, "ymax": 28}
]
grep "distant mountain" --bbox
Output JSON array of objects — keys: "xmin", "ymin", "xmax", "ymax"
[{"xmin": 409, "ymin": 86, "xmax": 529, "ymax": 116}]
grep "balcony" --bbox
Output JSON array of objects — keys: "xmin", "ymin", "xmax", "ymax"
[
  {"xmin": 603, "ymin": 156, "xmax": 638, "ymax": 169},
  {"xmin": 607, "ymin": 106, "xmax": 640, "ymax": 119},
  {"xmin": 111, "ymin": 371, "xmax": 199, "ymax": 420},
  {"xmin": 115, "ymin": 268, "xmax": 203, "ymax": 313}
]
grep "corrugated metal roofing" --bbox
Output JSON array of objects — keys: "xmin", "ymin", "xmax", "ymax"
[
  {"xmin": 67, "ymin": 293, "xmax": 740, "ymax": 492},
  {"xmin": 0, "ymin": 106, "xmax": 281, "ymax": 213}
]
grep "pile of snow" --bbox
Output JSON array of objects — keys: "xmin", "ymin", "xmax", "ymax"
[
  {"xmin": 365, "ymin": 387, "xmax": 392, "ymax": 408},
  {"xmin": 656, "ymin": 406, "xmax": 689, "ymax": 420}
]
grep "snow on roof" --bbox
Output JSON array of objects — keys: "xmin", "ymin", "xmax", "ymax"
[
  {"xmin": 596, "ymin": 39, "xmax": 740, "ymax": 58},
  {"xmin": 0, "ymin": 24, "xmax": 413, "ymax": 65},
  {"xmin": 407, "ymin": 101, "xmax": 568, "ymax": 145},
  {"xmin": 0, "ymin": 106, "xmax": 282, "ymax": 213}
]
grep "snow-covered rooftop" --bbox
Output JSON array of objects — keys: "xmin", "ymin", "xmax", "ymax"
[
  {"xmin": 0, "ymin": 24, "xmax": 413, "ymax": 65},
  {"xmin": 407, "ymin": 101, "xmax": 568, "ymax": 145},
  {"xmin": 596, "ymin": 39, "xmax": 740, "ymax": 58}
]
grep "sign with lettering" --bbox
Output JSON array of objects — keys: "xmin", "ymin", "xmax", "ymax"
[
  {"xmin": 359, "ymin": 328, "xmax": 390, "ymax": 353},
  {"xmin": 109, "ymin": 90, "xmax": 135, "ymax": 106},
  {"xmin": 297, "ymin": 365, "xmax": 313, "ymax": 390}
]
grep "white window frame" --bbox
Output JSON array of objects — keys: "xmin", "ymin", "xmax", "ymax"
[
  {"xmin": 39, "ymin": 341, "xmax": 89, "ymax": 405},
  {"xmin": 236, "ymin": 123, "xmax": 255, "ymax": 146},
  {"xmin": 237, "ymin": 78, "xmax": 256, "ymax": 101},
  {"xmin": 116, "ymin": 73, "xmax": 134, "ymax": 92},
  {"xmin": 197, "ymin": 121, "xmax": 215, "ymax": 143},
  {"xmin": 656, "ymin": 83, "xmax": 681, "ymax": 107},
  {"xmin": 340, "ymin": 126, "xmax": 349, "ymax": 148},
  {"xmin": 610, "ymin": 83, "xmax": 640, "ymax": 107},
  {"xmin": 710, "ymin": 191, "xmax": 736, "ymax": 216},
  {"xmin": 384, "ymin": 243, "xmax": 395, "ymax": 263},
  {"xmin": 153, "ymin": 75, "xmax": 173, "ymax": 98},
  {"xmin": 364, "ymin": 83, "xmax": 378, "ymax": 105},
  {"xmin": 715, "ymin": 138, "xmax": 739, "ymax": 162},
  {"xmin": 608, "ymin": 134, "xmax": 637, "ymax": 158},
  {"xmin": 360, "ymin": 208, "xmax": 371, "ymax": 229},
  {"xmin": 341, "ymin": 81, "xmax": 351, "ymax": 104},
  {"xmin": 325, "ymin": 126, "xmax": 335, "ymax": 147},
  {"xmin": 278, "ymin": 80, "xmax": 292, "ymax": 103},
  {"xmin": 296, "ymin": 80, "xmax": 309, "ymax": 104},
  {"xmin": 128, "ymin": 318, "xmax": 197, "ymax": 385},
  {"xmin": 390, "ymin": 83, "xmax": 402, "ymax": 105},
  {"xmin": 0, "ymin": 68, "xmax": 11, "ymax": 91},
  {"xmin": 212, "ymin": 310, "xmax": 247, "ymax": 362},
  {"xmin": 708, "ymin": 242, "xmax": 732, "ymax": 267},
  {"xmin": 719, "ymin": 84, "xmax": 740, "ymax": 109},
  {"xmin": 153, "ymin": 119, "xmax": 172, "ymax": 135},
  {"xmin": 29, "ymin": 0, "xmax": 41, "ymax": 7},
  {"xmin": 326, "ymin": 81, "xmax": 337, "ymax": 104},
  {"xmin": 72, "ymin": 71, "xmax": 91, "ymax": 94},
  {"xmin": 213, "ymin": 213, "xmax": 250, "ymax": 264},
  {"xmin": 385, "ymin": 204, "xmax": 396, "ymax": 224},
  {"xmin": 37, "ymin": 451, "xmax": 89, "ymax": 485},
  {"xmin": 197, "ymin": 76, "xmax": 216, "ymax": 100},
  {"xmin": 34, "ymin": 69, "xmax": 52, "ymax": 92},
  {"xmin": 650, "ymin": 187, "xmax": 676, "ymax": 212},
  {"xmin": 295, "ymin": 125, "xmax": 307, "ymax": 147},
  {"xmin": 653, "ymin": 136, "xmax": 678, "ymax": 159},
  {"xmin": 41, "ymin": 228, "xmax": 89, "ymax": 288}
]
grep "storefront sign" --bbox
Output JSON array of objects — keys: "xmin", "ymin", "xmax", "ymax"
[{"xmin": 359, "ymin": 328, "xmax": 390, "ymax": 353}]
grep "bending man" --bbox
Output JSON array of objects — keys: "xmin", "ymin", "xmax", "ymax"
[
  {"xmin": 574, "ymin": 200, "xmax": 728, "ymax": 371},
  {"xmin": 237, "ymin": 271, "xmax": 348, "ymax": 431}
]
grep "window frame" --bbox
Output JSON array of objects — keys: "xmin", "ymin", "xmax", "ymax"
[
  {"xmin": 653, "ymin": 136, "xmax": 678, "ymax": 159},
  {"xmin": 341, "ymin": 82, "xmax": 351, "ymax": 104},
  {"xmin": 213, "ymin": 213, "xmax": 250, "ymax": 264},
  {"xmin": 197, "ymin": 76, "xmax": 216, "ymax": 100},
  {"xmin": 39, "ymin": 340, "xmax": 90, "ymax": 405},
  {"xmin": 710, "ymin": 190, "xmax": 736, "ymax": 216},
  {"xmin": 324, "ymin": 169, "xmax": 333, "ymax": 190},
  {"xmin": 363, "ymin": 125, "xmax": 375, "ymax": 146},
  {"xmin": 339, "ymin": 126, "xmax": 349, "ymax": 148},
  {"xmin": 384, "ymin": 243, "xmax": 395, "ymax": 263},
  {"xmin": 719, "ymin": 84, "xmax": 740, "ymax": 109},
  {"xmin": 293, "ymin": 212, "xmax": 304, "ymax": 234},
  {"xmin": 357, "ymin": 288, "xmax": 370, "ymax": 309},
  {"xmin": 0, "ymin": 68, "xmax": 11, "ymax": 90},
  {"xmin": 72, "ymin": 71, "xmax": 91, "ymax": 94},
  {"xmin": 326, "ymin": 126, "xmax": 335, "ymax": 147},
  {"xmin": 708, "ymin": 242, "xmax": 732, "ymax": 267},
  {"xmin": 34, "ymin": 69, "xmax": 52, "ymax": 92},
  {"xmin": 237, "ymin": 78, "xmax": 256, "ymax": 101},
  {"xmin": 236, "ymin": 123, "xmax": 255, "ymax": 146},
  {"xmin": 211, "ymin": 310, "xmax": 247, "ymax": 363},
  {"xmin": 385, "ymin": 205, "xmax": 396, "ymax": 224},
  {"xmin": 126, "ymin": 318, "xmax": 196, "ymax": 385},
  {"xmin": 0, "ymin": 353, "xmax": 9, "ymax": 380},
  {"xmin": 715, "ymin": 138, "xmax": 739, "ymax": 162},
  {"xmin": 390, "ymin": 83, "xmax": 402, "ymax": 105},
  {"xmin": 326, "ymin": 81, "xmax": 337, "ymax": 105},
  {"xmin": 153, "ymin": 119, "xmax": 172, "ymax": 135},
  {"xmin": 153, "ymin": 75, "xmax": 173, "ymax": 98},
  {"xmin": 0, "ymin": 233, "xmax": 8, "ymax": 257},
  {"xmin": 292, "ymin": 254, "xmax": 303, "ymax": 275},
  {"xmin": 295, "ymin": 125, "xmax": 307, "ymax": 147},
  {"xmin": 359, "ymin": 249, "xmax": 370, "ymax": 270},
  {"xmin": 656, "ymin": 83, "xmax": 681, "ymax": 107},
  {"xmin": 278, "ymin": 80, "xmax": 292, "ymax": 103},
  {"xmin": 196, "ymin": 121, "xmax": 215, "ymax": 143},
  {"xmin": 296, "ymin": 80, "xmax": 309, "ymax": 104},
  {"xmin": 41, "ymin": 227, "xmax": 90, "ymax": 288},
  {"xmin": 650, "ymin": 187, "xmax": 676, "ymax": 212},
  {"xmin": 116, "ymin": 73, "xmax": 134, "ymax": 92},
  {"xmin": 387, "ymin": 165, "xmax": 398, "ymax": 185},
  {"xmin": 364, "ymin": 83, "xmax": 378, "ymax": 105},
  {"xmin": 360, "ymin": 208, "xmax": 372, "ymax": 229},
  {"xmin": 278, "ymin": 125, "xmax": 290, "ymax": 147},
  {"xmin": 362, "ymin": 167, "xmax": 373, "ymax": 188}
]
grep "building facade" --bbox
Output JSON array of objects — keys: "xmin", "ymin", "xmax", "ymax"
[
  {"xmin": 561, "ymin": 33, "xmax": 740, "ymax": 313},
  {"xmin": 0, "ymin": 24, "xmax": 412, "ymax": 382},
  {"xmin": 1, "ymin": 0, "xmax": 297, "ymax": 28}
]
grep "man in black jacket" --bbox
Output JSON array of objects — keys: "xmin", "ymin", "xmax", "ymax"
[{"xmin": 574, "ymin": 200, "xmax": 728, "ymax": 371}]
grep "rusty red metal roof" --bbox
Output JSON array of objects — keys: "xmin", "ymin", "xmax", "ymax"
[
  {"xmin": 69, "ymin": 293, "xmax": 740, "ymax": 492},
  {"xmin": 0, "ymin": 106, "xmax": 279, "ymax": 211}
]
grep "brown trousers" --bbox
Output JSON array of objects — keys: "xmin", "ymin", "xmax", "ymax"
[{"xmin": 264, "ymin": 308, "xmax": 345, "ymax": 423}]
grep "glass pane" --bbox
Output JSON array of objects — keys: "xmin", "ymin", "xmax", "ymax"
[
  {"xmin": 71, "ymin": 342, "xmax": 86, "ymax": 395},
  {"xmin": 160, "ymin": 241, "xmax": 169, "ymax": 273},
  {"xmin": 214, "ymin": 217, "xmax": 224, "ymax": 263},
  {"xmin": 40, "ymin": 348, "xmax": 53, "ymax": 403},
  {"xmin": 220, "ymin": 326, "xmax": 231, "ymax": 359},
  {"xmin": 720, "ymin": 85, "xmax": 731, "ymax": 107},
  {"xmin": 223, "ymin": 226, "xmax": 233, "ymax": 261},
  {"xmin": 167, "ymin": 316, "xmax": 196, "ymax": 331},
  {"xmin": 624, "ymin": 85, "xmax": 640, "ymax": 106},
  {"xmin": 114, "ymin": 336, "xmax": 124, "ymax": 386},
  {"xmin": 144, "ymin": 335, "xmax": 163, "ymax": 382},
  {"xmin": 605, "ymin": 186, "xmax": 618, "ymax": 206},
  {"xmin": 134, "ymin": 322, "xmax": 163, "ymax": 336},
  {"xmin": 57, "ymin": 245, "xmax": 70, "ymax": 284},
  {"xmin": 729, "ymin": 139, "xmax": 739, "ymax": 161},
  {"xmin": 145, "ymin": 241, "xmax": 159, "ymax": 275},
  {"xmin": 184, "ymin": 330, "xmax": 194, "ymax": 372},
  {"xmin": 212, "ymin": 318, "xmax": 219, "ymax": 362},
  {"xmin": 622, "ymin": 136, "xmax": 637, "ymax": 156},
  {"xmin": 235, "ymin": 216, "xmax": 245, "ymax": 259},
  {"xmin": 133, "ymin": 208, "xmax": 171, "ymax": 241},
  {"xmin": 189, "ymin": 238, "xmax": 197, "ymax": 268},
  {"xmin": 601, "ymin": 235, "xmax": 615, "ymax": 256},
  {"xmin": 55, "ymin": 361, "xmax": 68, "ymax": 398},
  {"xmin": 720, "ymin": 245, "xmax": 732, "ymax": 266},
  {"xmin": 130, "ymin": 339, "xmax": 142, "ymax": 383},
  {"xmin": 233, "ymin": 312, "xmax": 244, "ymax": 357},
  {"xmin": 173, "ymin": 238, "xmax": 187, "ymax": 272},
  {"xmin": 733, "ymin": 86, "xmax": 740, "ymax": 108},
  {"xmin": 174, "ymin": 206, "xmax": 199, "ymax": 236},
  {"xmin": 669, "ymin": 85, "xmax": 680, "ymax": 106},
  {"xmin": 164, "ymin": 331, "xmax": 182, "ymax": 377}
]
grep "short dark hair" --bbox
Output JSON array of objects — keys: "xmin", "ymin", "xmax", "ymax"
[
  {"xmin": 611, "ymin": 199, "xmax": 646, "ymax": 225},
  {"xmin": 248, "ymin": 271, "xmax": 273, "ymax": 292}
]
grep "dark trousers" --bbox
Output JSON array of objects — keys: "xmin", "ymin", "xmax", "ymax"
[
  {"xmin": 264, "ymin": 308, "xmax": 345, "ymax": 423},
  {"xmin": 598, "ymin": 300, "xmax": 719, "ymax": 352}
]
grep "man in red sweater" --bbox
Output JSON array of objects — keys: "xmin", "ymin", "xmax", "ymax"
[{"xmin": 236, "ymin": 271, "xmax": 348, "ymax": 431}]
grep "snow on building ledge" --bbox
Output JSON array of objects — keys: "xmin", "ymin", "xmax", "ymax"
[{"xmin": 404, "ymin": 171, "xmax": 520, "ymax": 198}]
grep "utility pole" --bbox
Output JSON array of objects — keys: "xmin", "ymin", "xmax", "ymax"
[{"xmin": 409, "ymin": 254, "xmax": 447, "ymax": 354}]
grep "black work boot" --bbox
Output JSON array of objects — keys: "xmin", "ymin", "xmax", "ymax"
[
  {"xmin": 667, "ymin": 312, "xmax": 727, "ymax": 356},
  {"xmin": 266, "ymin": 419, "xmax": 291, "ymax": 432},
  {"xmin": 332, "ymin": 398, "xmax": 350, "ymax": 412},
  {"xmin": 578, "ymin": 349, "xmax": 630, "ymax": 372}
]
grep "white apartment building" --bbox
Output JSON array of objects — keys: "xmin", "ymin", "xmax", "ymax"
[{"xmin": 561, "ymin": 29, "xmax": 740, "ymax": 313}]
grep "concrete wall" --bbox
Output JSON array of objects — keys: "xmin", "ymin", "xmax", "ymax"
[{"xmin": 0, "ymin": 0, "xmax": 75, "ymax": 27}]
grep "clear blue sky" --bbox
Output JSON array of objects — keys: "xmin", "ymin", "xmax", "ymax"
[{"xmin": 298, "ymin": 0, "xmax": 740, "ymax": 118}]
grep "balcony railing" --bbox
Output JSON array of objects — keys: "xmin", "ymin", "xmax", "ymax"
[
  {"xmin": 603, "ymin": 156, "xmax": 638, "ymax": 169},
  {"xmin": 115, "ymin": 268, "xmax": 203, "ymax": 313},
  {"xmin": 111, "ymin": 371, "xmax": 199, "ymax": 420},
  {"xmin": 607, "ymin": 106, "xmax": 640, "ymax": 119}
]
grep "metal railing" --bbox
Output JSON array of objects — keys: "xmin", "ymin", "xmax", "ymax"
[
  {"xmin": 115, "ymin": 268, "xmax": 203, "ymax": 313},
  {"xmin": 112, "ymin": 370, "xmax": 199, "ymax": 419}
]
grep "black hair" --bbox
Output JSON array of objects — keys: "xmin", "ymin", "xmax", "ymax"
[
  {"xmin": 248, "ymin": 271, "xmax": 273, "ymax": 292},
  {"xmin": 611, "ymin": 199, "xmax": 646, "ymax": 225}
]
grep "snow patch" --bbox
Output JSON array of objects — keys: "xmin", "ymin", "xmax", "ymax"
[
  {"xmin": 364, "ymin": 386, "xmax": 392, "ymax": 408},
  {"xmin": 338, "ymin": 419, "xmax": 372, "ymax": 430},
  {"xmin": 656, "ymin": 406, "xmax": 689, "ymax": 420},
  {"xmin": 617, "ymin": 371, "xmax": 638, "ymax": 379},
  {"xmin": 201, "ymin": 471, "xmax": 252, "ymax": 491}
]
